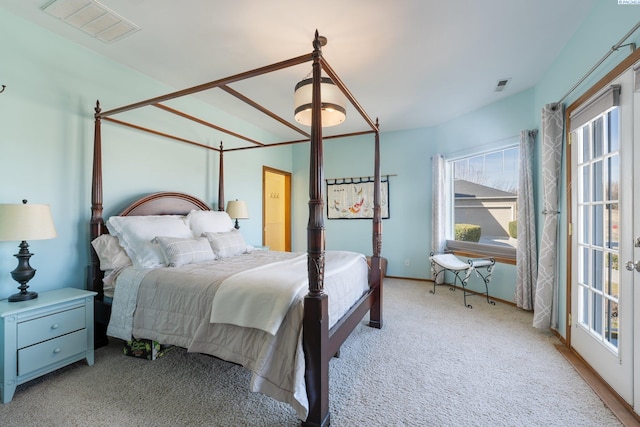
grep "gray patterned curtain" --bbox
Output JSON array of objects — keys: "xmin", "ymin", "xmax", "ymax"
[
  {"xmin": 515, "ymin": 130, "xmax": 538, "ymax": 310},
  {"xmin": 533, "ymin": 103, "xmax": 564, "ymax": 329},
  {"xmin": 431, "ymin": 154, "xmax": 446, "ymax": 283}
]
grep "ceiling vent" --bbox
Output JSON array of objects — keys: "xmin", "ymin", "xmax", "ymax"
[
  {"xmin": 495, "ymin": 78, "xmax": 511, "ymax": 92},
  {"xmin": 41, "ymin": 0, "xmax": 140, "ymax": 44}
]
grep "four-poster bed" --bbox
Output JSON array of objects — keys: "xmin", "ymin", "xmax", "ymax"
[{"xmin": 88, "ymin": 32, "xmax": 383, "ymax": 427}]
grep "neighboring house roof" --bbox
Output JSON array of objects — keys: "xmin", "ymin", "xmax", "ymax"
[{"xmin": 454, "ymin": 179, "xmax": 516, "ymax": 198}]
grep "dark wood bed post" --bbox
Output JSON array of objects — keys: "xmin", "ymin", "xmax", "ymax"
[
  {"xmin": 90, "ymin": 100, "xmax": 104, "ymax": 295},
  {"xmin": 90, "ymin": 100, "xmax": 110, "ymax": 348},
  {"xmin": 218, "ymin": 142, "xmax": 225, "ymax": 211},
  {"xmin": 369, "ymin": 121, "xmax": 383, "ymax": 328},
  {"xmin": 303, "ymin": 31, "xmax": 330, "ymax": 427}
]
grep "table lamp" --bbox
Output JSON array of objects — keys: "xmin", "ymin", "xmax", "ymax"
[
  {"xmin": 0, "ymin": 200, "xmax": 57, "ymax": 302},
  {"xmin": 226, "ymin": 200, "xmax": 249, "ymax": 229}
]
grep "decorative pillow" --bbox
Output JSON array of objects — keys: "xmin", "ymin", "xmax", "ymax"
[
  {"xmin": 202, "ymin": 231, "xmax": 248, "ymax": 259},
  {"xmin": 106, "ymin": 215, "xmax": 192, "ymax": 268},
  {"xmin": 91, "ymin": 234, "xmax": 132, "ymax": 271},
  {"xmin": 152, "ymin": 236, "xmax": 215, "ymax": 267},
  {"xmin": 187, "ymin": 210, "xmax": 234, "ymax": 236}
]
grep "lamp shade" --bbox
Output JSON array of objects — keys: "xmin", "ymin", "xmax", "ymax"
[
  {"xmin": 226, "ymin": 200, "xmax": 249, "ymax": 219},
  {"xmin": 0, "ymin": 203, "xmax": 57, "ymax": 241},
  {"xmin": 294, "ymin": 77, "xmax": 346, "ymax": 127}
]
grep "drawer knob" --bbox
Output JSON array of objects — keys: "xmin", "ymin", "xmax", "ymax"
[
  {"xmin": 51, "ymin": 324, "xmax": 59, "ymax": 330},
  {"xmin": 53, "ymin": 348, "xmax": 61, "ymax": 354}
]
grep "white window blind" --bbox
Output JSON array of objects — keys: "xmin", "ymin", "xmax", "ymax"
[{"xmin": 569, "ymin": 84, "xmax": 620, "ymax": 132}]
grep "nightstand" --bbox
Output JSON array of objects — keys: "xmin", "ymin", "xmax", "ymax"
[{"xmin": 0, "ymin": 288, "xmax": 96, "ymax": 403}]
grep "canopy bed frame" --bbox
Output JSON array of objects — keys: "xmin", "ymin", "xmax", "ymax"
[{"xmin": 89, "ymin": 32, "xmax": 382, "ymax": 427}]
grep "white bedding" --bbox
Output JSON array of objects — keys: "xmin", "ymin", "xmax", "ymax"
[{"xmin": 106, "ymin": 250, "xmax": 369, "ymax": 421}]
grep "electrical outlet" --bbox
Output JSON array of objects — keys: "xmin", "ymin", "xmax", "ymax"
[{"xmin": 404, "ymin": 259, "xmax": 410, "ymax": 266}]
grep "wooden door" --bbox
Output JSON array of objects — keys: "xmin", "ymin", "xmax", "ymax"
[{"xmin": 263, "ymin": 166, "xmax": 291, "ymax": 251}]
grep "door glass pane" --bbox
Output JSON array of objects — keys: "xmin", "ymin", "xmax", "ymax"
[
  {"xmin": 605, "ymin": 203, "xmax": 618, "ymax": 249},
  {"xmin": 592, "ymin": 205, "xmax": 603, "ymax": 247},
  {"xmin": 579, "ymin": 285, "xmax": 588, "ymax": 325},
  {"xmin": 593, "ymin": 249, "xmax": 603, "ymax": 291},
  {"xmin": 605, "ymin": 296, "xmax": 618, "ymax": 347},
  {"xmin": 579, "ymin": 205, "xmax": 589, "ymax": 245},
  {"xmin": 582, "ymin": 125, "xmax": 591, "ymax": 163},
  {"xmin": 592, "ymin": 292, "xmax": 603, "ymax": 334},
  {"xmin": 579, "ymin": 247, "xmax": 588, "ymax": 284},
  {"xmin": 592, "ymin": 160, "xmax": 603, "ymax": 202},
  {"xmin": 582, "ymin": 165, "xmax": 590, "ymax": 203},
  {"xmin": 605, "ymin": 252, "xmax": 619, "ymax": 298},
  {"xmin": 608, "ymin": 108, "xmax": 619, "ymax": 152},
  {"xmin": 593, "ymin": 116, "xmax": 603, "ymax": 157},
  {"xmin": 606, "ymin": 156, "xmax": 619, "ymax": 201}
]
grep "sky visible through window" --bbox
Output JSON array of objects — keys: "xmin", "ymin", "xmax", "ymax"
[{"xmin": 453, "ymin": 147, "xmax": 519, "ymax": 194}]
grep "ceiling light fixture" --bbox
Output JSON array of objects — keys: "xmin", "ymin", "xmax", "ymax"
[
  {"xmin": 41, "ymin": 0, "xmax": 140, "ymax": 44},
  {"xmin": 293, "ymin": 36, "xmax": 346, "ymax": 127}
]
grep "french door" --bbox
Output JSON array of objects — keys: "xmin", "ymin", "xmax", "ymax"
[{"xmin": 570, "ymin": 67, "xmax": 635, "ymax": 407}]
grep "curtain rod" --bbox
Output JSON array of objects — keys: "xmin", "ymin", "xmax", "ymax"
[
  {"xmin": 326, "ymin": 174, "xmax": 395, "ymax": 184},
  {"xmin": 556, "ymin": 20, "xmax": 640, "ymax": 105}
]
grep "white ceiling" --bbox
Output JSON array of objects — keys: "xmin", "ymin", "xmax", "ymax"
[{"xmin": 2, "ymin": 0, "xmax": 597, "ymax": 141}]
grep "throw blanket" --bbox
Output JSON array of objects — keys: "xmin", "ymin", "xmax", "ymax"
[
  {"xmin": 210, "ymin": 251, "xmax": 363, "ymax": 334},
  {"xmin": 210, "ymin": 253, "xmax": 307, "ymax": 334}
]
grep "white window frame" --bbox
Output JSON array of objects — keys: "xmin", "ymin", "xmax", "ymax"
[{"xmin": 444, "ymin": 142, "xmax": 519, "ymax": 263}]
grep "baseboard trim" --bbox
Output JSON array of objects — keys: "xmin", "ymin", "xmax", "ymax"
[{"xmin": 555, "ymin": 344, "xmax": 640, "ymax": 426}]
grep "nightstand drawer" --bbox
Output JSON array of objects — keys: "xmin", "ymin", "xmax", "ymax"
[
  {"xmin": 18, "ymin": 329, "xmax": 87, "ymax": 376},
  {"xmin": 17, "ymin": 307, "xmax": 85, "ymax": 348}
]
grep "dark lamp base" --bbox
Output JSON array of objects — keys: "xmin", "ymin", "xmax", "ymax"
[
  {"xmin": 8, "ymin": 290, "xmax": 38, "ymax": 302},
  {"xmin": 8, "ymin": 240, "xmax": 39, "ymax": 303}
]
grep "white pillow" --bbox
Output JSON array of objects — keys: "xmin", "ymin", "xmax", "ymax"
[
  {"xmin": 107, "ymin": 215, "xmax": 192, "ymax": 268},
  {"xmin": 91, "ymin": 234, "xmax": 132, "ymax": 270},
  {"xmin": 187, "ymin": 210, "xmax": 234, "ymax": 236},
  {"xmin": 152, "ymin": 236, "xmax": 215, "ymax": 267},
  {"xmin": 202, "ymin": 231, "xmax": 248, "ymax": 259}
]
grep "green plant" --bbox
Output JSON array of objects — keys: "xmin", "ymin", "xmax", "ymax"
[
  {"xmin": 455, "ymin": 224, "xmax": 481, "ymax": 242},
  {"xmin": 508, "ymin": 221, "xmax": 517, "ymax": 238}
]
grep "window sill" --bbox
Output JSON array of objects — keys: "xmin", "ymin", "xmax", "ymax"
[{"xmin": 445, "ymin": 240, "xmax": 516, "ymax": 265}]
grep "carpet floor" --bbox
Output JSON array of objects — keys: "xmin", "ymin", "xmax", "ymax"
[{"xmin": 0, "ymin": 278, "xmax": 622, "ymax": 426}]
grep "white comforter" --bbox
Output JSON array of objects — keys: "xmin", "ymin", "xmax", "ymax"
[{"xmin": 107, "ymin": 250, "xmax": 369, "ymax": 421}]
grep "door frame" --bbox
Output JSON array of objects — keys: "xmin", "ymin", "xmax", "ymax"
[
  {"xmin": 262, "ymin": 166, "xmax": 291, "ymax": 251},
  {"xmin": 565, "ymin": 47, "xmax": 640, "ymax": 347}
]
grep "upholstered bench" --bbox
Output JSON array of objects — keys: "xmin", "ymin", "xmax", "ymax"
[{"xmin": 429, "ymin": 252, "xmax": 495, "ymax": 308}]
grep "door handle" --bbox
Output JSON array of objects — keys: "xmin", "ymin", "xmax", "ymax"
[{"xmin": 625, "ymin": 261, "xmax": 640, "ymax": 272}]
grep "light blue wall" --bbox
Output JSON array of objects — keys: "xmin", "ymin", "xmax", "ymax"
[{"xmin": 0, "ymin": 9, "xmax": 291, "ymax": 300}]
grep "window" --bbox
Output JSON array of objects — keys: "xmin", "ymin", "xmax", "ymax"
[{"xmin": 446, "ymin": 145, "xmax": 519, "ymax": 262}]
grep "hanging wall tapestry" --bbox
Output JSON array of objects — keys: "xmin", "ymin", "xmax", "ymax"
[{"xmin": 326, "ymin": 176, "xmax": 390, "ymax": 219}]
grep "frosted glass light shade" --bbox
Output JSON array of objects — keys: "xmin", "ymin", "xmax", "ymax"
[{"xmin": 294, "ymin": 77, "xmax": 346, "ymax": 127}]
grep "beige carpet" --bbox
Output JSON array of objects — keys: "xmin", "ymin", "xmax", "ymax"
[{"xmin": 0, "ymin": 278, "xmax": 622, "ymax": 426}]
